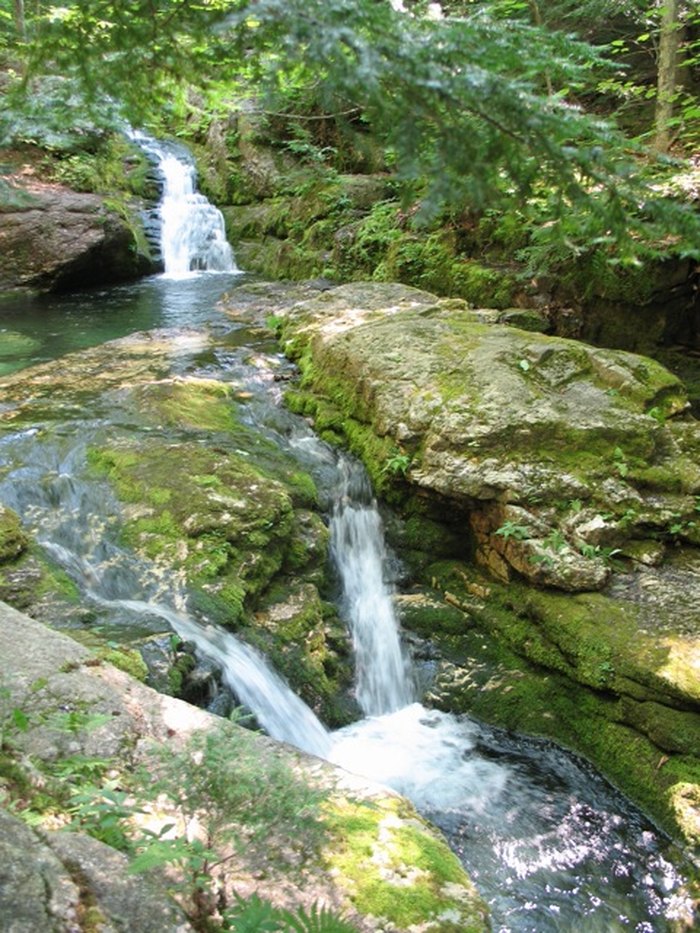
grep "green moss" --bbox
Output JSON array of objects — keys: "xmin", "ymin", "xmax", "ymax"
[
  {"xmin": 325, "ymin": 798, "xmax": 488, "ymax": 930},
  {"xmin": 45, "ymin": 134, "xmax": 156, "ymax": 199},
  {"xmin": 97, "ymin": 647, "xmax": 148, "ymax": 682},
  {"xmin": 0, "ymin": 507, "xmax": 29, "ymax": 563},
  {"xmin": 450, "ymin": 259, "xmax": 518, "ymax": 308},
  {"xmin": 132, "ymin": 378, "xmax": 239, "ymax": 433},
  {"xmin": 34, "ymin": 560, "xmax": 81, "ymax": 603},
  {"xmin": 421, "ymin": 559, "xmax": 700, "ymax": 845},
  {"xmin": 86, "ymin": 440, "xmax": 305, "ymax": 628}
]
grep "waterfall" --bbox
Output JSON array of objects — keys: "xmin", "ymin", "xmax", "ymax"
[
  {"xmin": 103, "ymin": 599, "xmax": 331, "ymax": 758},
  {"xmin": 0, "ymin": 432, "xmax": 329, "ymax": 758},
  {"xmin": 129, "ymin": 129, "xmax": 237, "ymax": 277},
  {"xmin": 329, "ymin": 457, "xmax": 414, "ymax": 715}
]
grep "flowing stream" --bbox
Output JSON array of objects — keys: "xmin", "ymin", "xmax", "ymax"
[{"xmin": 0, "ymin": 140, "xmax": 696, "ymax": 931}]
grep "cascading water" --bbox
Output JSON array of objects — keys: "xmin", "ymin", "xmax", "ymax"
[
  {"xmin": 130, "ymin": 129, "xmax": 237, "ymax": 277},
  {"xmin": 0, "ymin": 430, "xmax": 329, "ymax": 758},
  {"xmin": 329, "ymin": 458, "xmax": 413, "ymax": 715}
]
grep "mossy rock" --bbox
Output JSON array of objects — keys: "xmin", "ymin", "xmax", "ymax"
[
  {"xmin": 325, "ymin": 795, "xmax": 490, "ymax": 931},
  {"xmin": 234, "ymin": 236, "xmax": 328, "ymax": 281},
  {"xmin": 129, "ymin": 377, "xmax": 240, "ymax": 434},
  {"xmin": 0, "ymin": 507, "xmax": 29, "ymax": 563},
  {"xmin": 0, "ymin": 332, "xmax": 41, "ymax": 360},
  {"xmin": 96, "ymin": 646, "xmax": 149, "ymax": 682},
  {"xmin": 239, "ymin": 580, "xmax": 355, "ymax": 726},
  {"xmin": 0, "ymin": 548, "xmax": 82, "ymax": 624},
  {"xmin": 87, "ymin": 440, "xmax": 299, "ymax": 625},
  {"xmin": 418, "ymin": 558, "xmax": 700, "ymax": 847},
  {"xmin": 277, "ymin": 281, "xmax": 698, "ymax": 591}
]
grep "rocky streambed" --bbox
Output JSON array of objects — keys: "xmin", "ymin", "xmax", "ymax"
[
  {"xmin": 0, "ymin": 277, "xmax": 698, "ymax": 929},
  {"xmin": 262, "ymin": 280, "xmax": 700, "ymax": 851}
]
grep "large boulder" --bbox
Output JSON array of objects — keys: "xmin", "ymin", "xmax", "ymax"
[
  {"xmin": 0, "ymin": 175, "xmax": 154, "ymax": 294},
  {"xmin": 271, "ymin": 281, "xmax": 700, "ymax": 845},
  {"xmin": 278, "ymin": 282, "xmax": 699, "ymax": 591},
  {"xmin": 0, "ymin": 601, "xmax": 489, "ymax": 932}
]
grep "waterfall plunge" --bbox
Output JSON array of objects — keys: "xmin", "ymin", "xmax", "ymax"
[{"xmin": 158, "ymin": 154, "xmax": 236, "ymax": 276}]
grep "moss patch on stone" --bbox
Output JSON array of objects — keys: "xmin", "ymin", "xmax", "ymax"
[
  {"xmin": 0, "ymin": 507, "xmax": 29, "ymax": 563},
  {"xmin": 96, "ymin": 646, "xmax": 149, "ymax": 682},
  {"xmin": 130, "ymin": 378, "xmax": 240, "ymax": 434},
  {"xmin": 418, "ymin": 559, "xmax": 700, "ymax": 846},
  {"xmin": 325, "ymin": 796, "xmax": 489, "ymax": 931},
  {"xmin": 87, "ymin": 440, "xmax": 296, "ymax": 622},
  {"xmin": 85, "ymin": 438, "xmax": 351, "ymax": 719}
]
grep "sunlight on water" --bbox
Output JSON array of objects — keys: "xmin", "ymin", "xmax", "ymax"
[{"xmin": 330, "ymin": 703, "xmax": 508, "ymax": 811}]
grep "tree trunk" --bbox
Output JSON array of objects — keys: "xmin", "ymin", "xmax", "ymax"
[
  {"xmin": 654, "ymin": 0, "xmax": 682, "ymax": 153},
  {"xmin": 14, "ymin": 0, "xmax": 26, "ymax": 40},
  {"xmin": 528, "ymin": 0, "xmax": 553, "ymax": 96}
]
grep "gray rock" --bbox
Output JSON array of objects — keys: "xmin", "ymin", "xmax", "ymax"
[
  {"xmin": 0, "ymin": 809, "xmax": 81, "ymax": 932},
  {"xmin": 45, "ymin": 833, "xmax": 193, "ymax": 932}
]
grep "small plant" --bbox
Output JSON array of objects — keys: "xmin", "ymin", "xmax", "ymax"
[
  {"xmin": 495, "ymin": 520, "xmax": 531, "ymax": 541},
  {"xmin": 613, "ymin": 447, "xmax": 629, "ymax": 478},
  {"xmin": 618, "ymin": 507, "xmax": 638, "ymax": 528},
  {"xmin": 222, "ymin": 894, "xmax": 358, "ymax": 932},
  {"xmin": 529, "ymin": 550, "xmax": 555, "ymax": 568},
  {"xmin": 579, "ymin": 542, "xmax": 599, "ymax": 560},
  {"xmin": 647, "ymin": 406, "xmax": 666, "ymax": 425},
  {"xmin": 67, "ymin": 780, "xmax": 137, "ymax": 851},
  {"xmin": 382, "ymin": 450, "xmax": 411, "ymax": 477},
  {"xmin": 580, "ymin": 543, "xmax": 622, "ymax": 564},
  {"xmin": 130, "ymin": 720, "xmax": 327, "ymax": 925},
  {"xmin": 667, "ymin": 515, "xmax": 697, "ymax": 538},
  {"xmin": 542, "ymin": 529, "xmax": 568, "ymax": 553}
]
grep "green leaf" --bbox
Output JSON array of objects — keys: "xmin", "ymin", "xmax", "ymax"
[{"xmin": 11, "ymin": 709, "xmax": 29, "ymax": 732}]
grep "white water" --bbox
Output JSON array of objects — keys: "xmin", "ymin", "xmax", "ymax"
[
  {"xmin": 102, "ymin": 598, "xmax": 331, "ymax": 758},
  {"xmin": 330, "ymin": 703, "xmax": 508, "ymax": 811},
  {"xmin": 129, "ymin": 129, "xmax": 237, "ymax": 277},
  {"xmin": 158, "ymin": 155, "xmax": 236, "ymax": 277},
  {"xmin": 329, "ymin": 459, "xmax": 414, "ymax": 716},
  {"xmin": 327, "ymin": 457, "xmax": 508, "ymax": 812}
]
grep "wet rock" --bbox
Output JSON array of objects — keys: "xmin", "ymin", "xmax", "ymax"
[{"xmin": 421, "ymin": 558, "xmax": 700, "ymax": 847}]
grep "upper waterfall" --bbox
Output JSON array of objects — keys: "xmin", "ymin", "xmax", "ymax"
[{"xmin": 130, "ymin": 130, "xmax": 237, "ymax": 277}]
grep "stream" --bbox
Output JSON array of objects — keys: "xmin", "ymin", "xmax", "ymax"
[{"xmin": 0, "ymin": 139, "xmax": 696, "ymax": 932}]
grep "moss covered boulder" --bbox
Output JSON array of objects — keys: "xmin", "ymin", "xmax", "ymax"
[
  {"xmin": 85, "ymin": 428, "xmax": 349, "ymax": 722},
  {"xmin": 0, "ymin": 331, "xmax": 354, "ymax": 721},
  {"xmin": 278, "ymin": 282, "xmax": 698, "ymax": 591},
  {"xmin": 274, "ymin": 281, "xmax": 700, "ymax": 845}
]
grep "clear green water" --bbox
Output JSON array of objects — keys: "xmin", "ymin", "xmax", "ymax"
[{"xmin": 0, "ymin": 273, "xmax": 243, "ymax": 376}]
